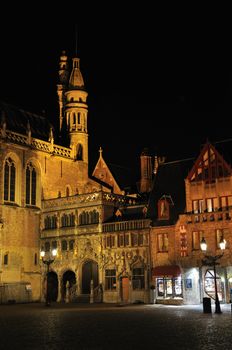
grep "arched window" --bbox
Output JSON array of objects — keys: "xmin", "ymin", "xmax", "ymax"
[
  {"xmin": 4, "ymin": 157, "xmax": 16, "ymax": 202},
  {"xmin": 92, "ymin": 210, "xmax": 99, "ymax": 224},
  {"xmin": 79, "ymin": 211, "xmax": 90, "ymax": 225},
  {"xmin": 44, "ymin": 216, "xmax": 57, "ymax": 229},
  {"xmin": 69, "ymin": 240, "xmax": 75, "ymax": 251},
  {"xmin": 76, "ymin": 144, "xmax": 83, "ymax": 160},
  {"xmin": 61, "ymin": 214, "xmax": 68, "ymax": 227},
  {"xmin": 26, "ymin": 162, "xmax": 37, "ymax": 205},
  {"xmin": 70, "ymin": 213, "xmax": 75, "ymax": 226},
  {"xmin": 61, "ymin": 240, "xmax": 67, "ymax": 251}
]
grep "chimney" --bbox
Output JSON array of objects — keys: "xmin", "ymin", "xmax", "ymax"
[{"xmin": 140, "ymin": 148, "xmax": 153, "ymax": 193}]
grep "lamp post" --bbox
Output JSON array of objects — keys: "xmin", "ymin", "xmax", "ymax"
[
  {"xmin": 200, "ymin": 236, "xmax": 226, "ymax": 314},
  {"xmin": 40, "ymin": 248, "xmax": 57, "ymax": 307}
]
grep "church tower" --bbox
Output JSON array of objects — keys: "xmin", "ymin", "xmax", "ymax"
[
  {"xmin": 57, "ymin": 53, "xmax": 89, "ymax": 170},
  {"xmin": 65, "ymin": 56, "xmax": 88, "ymax": 165}
]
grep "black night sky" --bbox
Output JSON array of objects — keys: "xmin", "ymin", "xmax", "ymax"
[{"xmin": 0, "ymin": 12, "xmax": 231, "ymax": 178}]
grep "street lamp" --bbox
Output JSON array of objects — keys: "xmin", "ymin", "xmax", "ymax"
[
  {"xmin": 200, "ymin": 236, "xmax": 226, "ymax": 314},
  {"xmin": 40, "ymin": 248, "xmax": 57, "ymax": 306}
]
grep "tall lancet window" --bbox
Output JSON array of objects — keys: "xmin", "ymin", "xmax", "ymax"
[
  {"xmin": 76, "ymin": 144, "xmax": 83, "ymax": 160},
  {"xmin": 4, "ymin": 157, "xmax": 16, "ymax": 202},
  {"xmin": 26, "ymin": 162, "xmax": 37, "ymax": 205}
]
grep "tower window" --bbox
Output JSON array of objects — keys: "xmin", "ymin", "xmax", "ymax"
[
  {"xmin": 4, "ymin": 253, "xmax": 8, "ymax": 265},
  {"xmin": 76, "ymin": 144, "xmax": 83, "ymax": 160},
  {"xmin": 4, "ymin": 157, "xmax": 16, "ymax": 202}
]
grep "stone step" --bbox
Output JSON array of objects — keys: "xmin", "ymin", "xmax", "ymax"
[{"xmin": 74, "ymin": 294, "xmax": 90, "ymax": 303}]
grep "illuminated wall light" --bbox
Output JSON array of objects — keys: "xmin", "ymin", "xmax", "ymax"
[{"xmin": 187, "ymin": 268, "xmax": 198, "ymax": 279}]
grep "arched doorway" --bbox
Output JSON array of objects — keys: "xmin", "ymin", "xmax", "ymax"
[
  {"xmin": 47, "ymin": 271, "xmax": 58, "ymax": 302},
  {"xmin": 62, "ymin": 270, "xmax": 76, "ymax": 301},
  {"xmin": 82, "ymin": 260, "xmax": 99, "ymax": 294}
]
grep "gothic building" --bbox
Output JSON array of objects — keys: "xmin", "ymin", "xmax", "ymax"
[{"xmin": 0, "ymin": 51, "xmax": 151, "ymax": 304}]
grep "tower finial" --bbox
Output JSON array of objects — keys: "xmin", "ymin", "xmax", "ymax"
[
  {"xmin": 99, "ymin": 147, "xmax": 103, "ymax": 156},
  {"xmin": 75, "ymin": 23, "xmax": 78, "ymax": 56}
]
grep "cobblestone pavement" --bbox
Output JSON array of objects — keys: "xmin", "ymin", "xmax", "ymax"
[{"xmin": 0, "ymin": 302, "xmax": 232, "ymax": 350}]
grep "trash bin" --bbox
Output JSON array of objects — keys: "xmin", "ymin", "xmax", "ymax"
[{"xmin": 203, "ymin": 297, "xmax": 212, "ymax": 313}]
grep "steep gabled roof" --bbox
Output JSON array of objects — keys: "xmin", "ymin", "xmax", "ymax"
[
  {"xmin": 92, "ymin": 148, "xmax": 122, "ymax": 194},
  {"xmin": 0, "ymin": 100, "xmax": 52, "ymax": 141},
  {"xmin": 187, "ymin": 142, "xmax": 231, "ymax": 183}
]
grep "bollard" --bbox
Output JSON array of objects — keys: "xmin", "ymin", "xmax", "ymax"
[{"xmin": 203, "ymin": 297, "xmax": 212, "ymax": 313}]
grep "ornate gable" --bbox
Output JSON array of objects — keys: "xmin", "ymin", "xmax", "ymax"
[
  {"xmin": 92, "ymin": 147, "xmax": 123, "ymax": 195},
  {"xmin": 187, "ymin": 142, "xmax": 231, "ymax": 183}
]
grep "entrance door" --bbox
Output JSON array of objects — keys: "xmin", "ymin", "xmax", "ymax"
[
  {"xmin": 121, "ymin": 277, "xmax": 129, "ymax": 303},
  {"xmin": 82, "ymin": 260, "xmax": 99, "ymax": 294}
]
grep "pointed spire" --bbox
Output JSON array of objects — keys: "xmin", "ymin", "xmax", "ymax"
[{"xmin": 69, "ymin": 57, "xmax": 85, "ymax": 89}]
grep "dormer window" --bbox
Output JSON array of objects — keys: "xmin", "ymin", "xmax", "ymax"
[
  {"xmin": 158, "ymin": 195, "xmax": 173, "ymax": 220},
  {"xmin": 158, "ymin": 199, "xmax": 169, "ymax": 219}
]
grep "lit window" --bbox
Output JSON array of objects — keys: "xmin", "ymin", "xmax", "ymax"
[
  {"xmin": 192, "ymin": 231, "xmax": 203, "ymax": 250},
  {"xmin": 216, "ymin": 229, "xmax": 228, "ymax": 249},
  {"xmin": 157, "ymin": 233, "xmax": 168, "ymax": 252}
]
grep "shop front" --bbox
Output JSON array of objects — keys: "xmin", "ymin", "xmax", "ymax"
[{"xmin": 152, "ymin": 265, "xmax": 183, "ymax": 304}]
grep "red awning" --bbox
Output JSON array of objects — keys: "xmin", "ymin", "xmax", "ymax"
[{"xmin": 152, "ymin": 265, "xmax": 181, "ymax": 278}]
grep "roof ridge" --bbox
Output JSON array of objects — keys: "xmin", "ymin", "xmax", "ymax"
[
  {"xmin": 162, "ymin": 157, "xmax": 195, "ymax": 165},
  {"xmin": 0, "ymin": 100, "xmax": 47, "ymax": 121}
]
